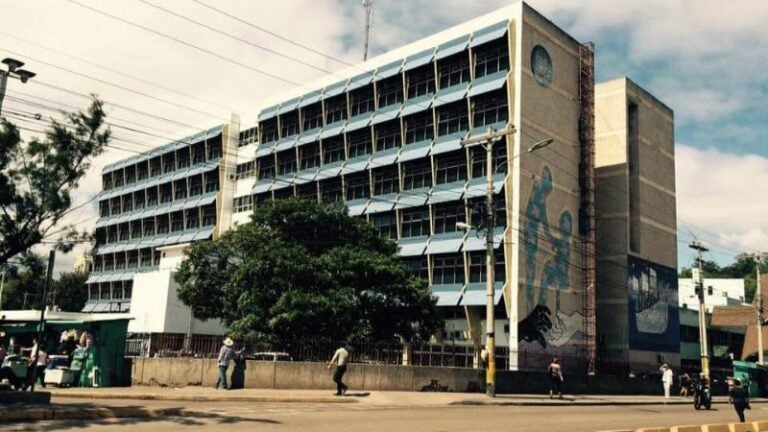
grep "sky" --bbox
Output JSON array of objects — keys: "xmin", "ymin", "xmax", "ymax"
[{"xmin": 0, "ymin": 0, "xmax": 765, "ymax": 273}]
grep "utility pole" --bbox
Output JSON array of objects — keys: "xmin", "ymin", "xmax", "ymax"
[
  {"xmin": 0, "ymin": 57, "xmax": 36, "ymax": 117},
  {"xmin": 30, "ymin": 250, "xmax": 55, "ymax": 393},
  {"xmin": 690, "ymin": 241, "xmax": 710, "ymax": 379},
  {"xmin": 0, "ymin": 268, "xmax": 5, "ymax": 311},
  {"xmin": 362, "ymin": 0, "xmax": 374, "ymax": 61},
  {"xmin": 461, "ymin": 126, "xmax": 552, "ymax": 397},
  {"xmin": 752, "ymin": 253, "xmax": 766, "ymax": 365}
]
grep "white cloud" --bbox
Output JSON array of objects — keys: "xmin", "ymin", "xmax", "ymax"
[{"xmin": 675, "ymin": 144, "xmax": 768, "ymax": 256}]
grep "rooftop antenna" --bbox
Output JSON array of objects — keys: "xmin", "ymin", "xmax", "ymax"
[{"xmin": 363, "ymin": 0, "xmax": 374, "ymax": 61}]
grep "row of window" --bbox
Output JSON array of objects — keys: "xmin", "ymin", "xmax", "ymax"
[
  {"xmin": 99, "ymin": 172, "xmax": 219, "ymax": 218},
  {"xmin": 95, "ymin": 204, "xmax": 217, "ymax": 245},
  {"xmin": 88, "ymin": 281, "xmax": 133, "ymax": 302},
  {"xmin": 259, "ymin": 89, "xmax": 508, "ymax": 178},
  {"xmin": 238, "ymin": 127, "xmax": 259, "ymax": 147},
  {"xmin": 260, "ymin": 39, "xmax": 509, "ymax": 145},
  {"xmin": 92, "ymin": 247, "xmax": 161, "ymax": 273},
  {"xmin": 404, "ymin": 250, "xmax": 505, "ymax": 286},
  {"xmin": 102, "ymin": 138, "xmax": 223, "ymax": 191},
  {"xmin": 679, "ymin": 325, "xmax": 745, "ymax": 347},
  {"xmin": 252, "ymin": 143, "xmax": 507, "ymax": 194}
]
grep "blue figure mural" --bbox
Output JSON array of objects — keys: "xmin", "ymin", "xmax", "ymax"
[{"xmin": 523, "ymin": 166, "xmax": 553, "ymax": 312}]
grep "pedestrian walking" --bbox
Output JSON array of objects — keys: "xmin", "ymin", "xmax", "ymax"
[
  {"xmin": 327, "ymin": 345, "xmax": 349, "ymax": 396},
  {"xmin": 214, "ymin": 337, "xmax": 234, "ymax": 390},
  {"xmin": 22, "ymin": 337, "xmax": 40, "ymax": 391},
  {"xmin": 679, "ymin": 372, "xmax": 691, "ymax": 397},
  {"xmin": 660, "ymin": 363, "xmax": 674, "ymax": 401},
  {"xmin": 729, "ymin": 379, "xmax": 750, "ymax": 423},
  {"xmin": 547, "ymin": 357, "xmax": 564, "ymax": 399}
]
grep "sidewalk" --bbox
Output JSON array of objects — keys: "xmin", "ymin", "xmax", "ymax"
[{"xmin": 44, "ymin": 386, "xmax": 768, "ymax": 407}]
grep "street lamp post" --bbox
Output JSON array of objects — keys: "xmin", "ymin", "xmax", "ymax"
[
  {"xmin": 0, "ymin": 57, "xmax": 37, "ymax": 117},
  {"xmin": 461, "ymin": 125, "xmax": 552, "ymax": 397}
]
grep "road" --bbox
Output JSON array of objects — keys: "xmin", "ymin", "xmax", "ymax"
[{"xmin": 2, "ymin": 397, "xmax": 764, "ymax": 432}]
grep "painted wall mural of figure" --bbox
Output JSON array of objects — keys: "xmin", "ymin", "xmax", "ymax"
[{"xmin": 523, "ymin": 166, "xmax": 553, "ymax": 313}]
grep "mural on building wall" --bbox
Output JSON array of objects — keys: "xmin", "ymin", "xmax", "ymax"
[
  {"xmin": 518, "ymin": 166, "xmax": 584, "ymax": 353},
  {"xmin": 627, "ymin": 256, "xmax": 680, "ymax": 353}
]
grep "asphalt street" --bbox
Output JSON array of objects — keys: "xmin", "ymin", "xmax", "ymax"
[{"xmin": 2, "ymin": 397, "xmax": 764, "ymax": 431}]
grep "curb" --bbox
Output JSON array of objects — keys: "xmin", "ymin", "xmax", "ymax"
[
  {"xmin": 0, "ymin": 406, "xmax": 189, "ymax": 423},
  {"xmin": 451, "ymin": 399, "xmax": 763, "ymax": 407},
  {"xmin": 50, "ymin": 392, "xmax": 358, "ymax": 404}
]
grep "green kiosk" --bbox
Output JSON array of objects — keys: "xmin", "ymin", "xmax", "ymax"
[
  {"xmin": 732, "ymin": 360, "xmax": 768, "ymax": 397},
  {"xmin": 0, "ymin": 310, "xmax": 132, "ymax": 387}
]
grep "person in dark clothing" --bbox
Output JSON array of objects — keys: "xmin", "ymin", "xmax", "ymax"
[
  {"xmin": 214, "ymin": 337, "xmax": 234, "ymax": 390},
  {"xmin": 729, "ymin": 379, "xmax": 750, "ymax": 423},
  {"xmin": 547, "ymin": 357, "xmax": 564, "ymax": 399},
  {"xmin": 327, "ymin": 346, "xmax": 350, "ymax": 396}
]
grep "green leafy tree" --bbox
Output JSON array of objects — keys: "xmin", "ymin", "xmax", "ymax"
[
  {"xmin": 176, "ymin": 198, "xmax": 442, "ymax": 343},
  {"xmin": 0, "ymin": 253, "xmax": 46, "ymax": 310},
  {"xmin": 0, "ymin": 98, "xmax": 110, "ymax": 267},
  {"xmin": 52, "ymin": 271, "xmax": 88, "ymax": 312}
]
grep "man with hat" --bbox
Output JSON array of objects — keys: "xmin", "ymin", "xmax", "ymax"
[{"xmin": 215, "ymin": 337, "xmax": 234, "ymax": 390}]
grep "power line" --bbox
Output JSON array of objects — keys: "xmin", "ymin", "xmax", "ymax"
[
  {"xmin": 63, "ymin": 0, "xmax": 305, "ymax": 88},
  {"xmin": 0, "ymin": 47, "xmax": 230, "ymax": 121},
  {"xmin": 189, "ymin": 0, "xmax": 355, "ymax": 68},
  {"xmin": 0, "ymin": 30, "xmax": 244, "ymax": 113},
  {"xmin": 136, "ymin": 0, "xmax": 337, "ymax": 76}
]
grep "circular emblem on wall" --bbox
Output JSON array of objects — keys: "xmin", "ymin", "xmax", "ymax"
[{"xmin": 531, "ymin": 45, "xmax": 553, "ymax": 86}]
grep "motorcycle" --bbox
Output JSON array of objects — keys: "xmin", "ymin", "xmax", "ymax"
[{"xmin": 692, "ymin": 378, "xmax": 712, "ymax": 410}]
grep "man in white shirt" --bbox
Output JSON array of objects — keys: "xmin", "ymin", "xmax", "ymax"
[
  {"xmin": 661, "ymin": 363, "xmax": 674, "ymax": 400},
  {"xmin": 327, "ymin": 346, "xmax": 349, "ymax": 396}
]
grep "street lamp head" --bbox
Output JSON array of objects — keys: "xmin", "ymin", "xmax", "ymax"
[
  {"xmin": 2, "ymin": 57, "xmax": 24, "ymax": 72},
  {"xmin": 456, "ymin": 222, "xmax": 473, "ymax": 231},
  {"xmin": 15, "ymin": 69, "xmax": 36, "ymax": 83},
  {"xmin": 527, "ymin": 138, "xmax": 554, "ymax": 153}
]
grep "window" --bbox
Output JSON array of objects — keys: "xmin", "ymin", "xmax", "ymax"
[
  {"xmin": 433, "ymin": 202, "xmax": 465, "ymax": 234},
  {"xmin": 114, "ymin": 171, "xmax": 124, "ymax": 187},
  {"xmin": 236, "ymin": 161, "xmax": 255, "ymax": 180},
  {"xmin": 207, "ymin": 139, "xmax": 222, "ymax": 159},
  {"xmin": 185, "ymin": 207, "xmax": 200, "ymax": 229},
  {"xmin": 189, "ymin": 175, "xmax": 203, "ymax": 196},
  {"xmin": 406, "ymin": 65, "xmax": 436, "ymax": 99},
  {"xmin": 437, "ymin": 102, "xmax": 469, "ymax": 136},
  {"xmin": 261, "ymin": 119, "xmax": 279, "ymax": 144},
  {"xmin": 141, "ymin": 218, "xmax": 154, "ymax": 237},
  {"xmin": 110, "ymin": 197, "xmax": 120, "ymax": 216},
  {"xmin": 99, "ymin": 201, "xmax": 109, "ymax": 217},
  {"xmin": 302, "ymin": 103, "xmax": 323, "ymax": 131},
  {"xmin": 350, "ymin": 85, "xmax": 375, "ymax": 117},
  {"xmin": 323, "ymin": 137, "xmax": 345, "ymax": 164},
  {"xmin": 345, "ymin": 172, "xmax": 370, "ymax": 200},
  {"xmin": 468, "ymin": 250, "xmax": 505, "ymax": 283},
  {"xmin": 320, "ymin": 178, "xmax": 343, "ymax": 203},
  {"xmin": 372, "ymin": 212, "xmax": 397, "ymax": 239},
  {"xmin": 100, "ymin": 283, "xmax": 111, "ymax": 300},
  {"xmin": 402, "ymin": 160, "xmax": 432, "ymax": 190},
  {"xmin": 170, "ymin": 211, "xmax": 184, "ymax": 232},
  {"xmin": 162, "ymin": 154, "xmax": 175, "ymax": 174},
  {"xmin": 130, "ymin": 221, "xmax": 142, "ymax": 239},
  {"xmin": 239, "ymin": 126, "xmax": 259, "ymax": 147},
  {"xmin": 137, "ymin": 164, "xmax": 148, "ymax": 181},
  {"xmin": 107, "ymin": 226, "xmax": 117, "ymax": 243},
  {"xmin": 146, "ymin": 188, "xmax": 158, "ymax": 207},
  {"xmin": 406, "ymin": 257, "xmax": 429, "ymax": 280},
  {"xmin": 474, "ymin": 39, "xmax": 509, "ymax": 78},
  {"xmin": 204, "ymin": 172, "xmax": 219, "ymax": 193},
  {"xmin": 277, "ymin": 150, "xmax": 297, "ymax": 175},
  {"xmin": 156, "ymin": 215, "xmax": 169, "ymax": 234},
  {"xmin": 150, "ymin": 157, "xmax": 162, "ymax": 177},
  {"xmin": 118, "ymin": 223, "xmax": 129, "ymax": 241},
  {"xmin": 435, "ymin": 151, "xmax": 468, "ymax": 184},
  {"xmin": 470, "ymin": 140, "xmax": 507, "ymax": 178},
  {"xmin": 296, "ymin": 183, "xmax": 317, "ymax": 201},
  {"xmin": 134, "ymin": 191, "xmax": 145, "ymax": 210},
  {"xmin": 404, "ymin": 111, "xmax": 434, "ymax": 144},
  {"xmin": 468, "ymin": 195, "xmax": 506, "ymax": 228},
  {"xmin": 122, "ymin": 195, "xmax": 133, "ymax": 213},
  {"xmin": 325, "ymin": 95, "xmax": 347, "ymax": 124},
  {"xmin": 257, "ymin": 156, "xmax": 275, "ymax": 180},
  {"xmin": 299, "ymin": 143, "xmax": 320, "ymax": 170},
  {"xmin": 174, "ymin": 179, "xmax": 187, "ymax": 200},
  {"xmin": 233, "ymin": 196, "xmax": 253, "ymax": 213},
  {"xmin": 176, "ymin": 148, "xmax": 190, "ymax": 169},
  {"xmin": 372, "ymin": 166, "xmax": 399, "ymax": 195},
  {"xmin": 280, "ymin": 111, "xmax": 300, "ymax": 137},
  {"xmin": 125, "ymin": 167, "xmax": 136, "ymax": 185},
  {"xmin": 348, "ymin": 130, "xmax": 373, "ymax": 159},
  {"xmin": 375, "ymin": 120, "xmax": 401, "ymax": 151},
  {"xmin": 104, "ymin": 254, "xmax": 114, "ymax": 271},
  {"xmin": 201, "ymin": 204, "xmax": 216, "ymax": 226},
  {"xmin": 432, "ymin": 253, "xmax": 465, "ymax": 285},
  {"xmin": 377, "ymin": 75, "xmax": 404, "ymax": 107},
  {"xmin": 89, "ymin": 284, "xmax": 98, "ymax": 301},
  {"xmin": 102, "ymin": 173, "xmax": 113, "ymax": 191},
  {"xmin": 438, "ymin": 54, "xmax": 470, "ymax": 88},
  {"xmin": 128, "ymin": 251, "xmax": 138, "ymax": 268},
  {"xmin": 472, "ymin": 90, "xmax": 508, "ymax": 127},
  {"xmin": 160, "ymin": 183, "xmax": 172, "ymax": 204},
  {"xmin": 401, "ymin": 206, "xmax": 430, "ymax": 238},
  {"xmin": 192, "ymin": 143, "xmax": 205, "ymax": 164},
  {"xmin": 123, "ymin": 280, "xmax": 133, "ymax": 300}
]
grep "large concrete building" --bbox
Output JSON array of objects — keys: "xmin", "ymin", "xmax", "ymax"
[{"xmin": 85, "ymin": 2, "xmax": 678, "ymax": 372}]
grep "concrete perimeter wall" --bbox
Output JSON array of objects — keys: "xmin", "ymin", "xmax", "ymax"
[{"xmin": 131, "ymin": 358, "xmax": 678, "ymax": 395}]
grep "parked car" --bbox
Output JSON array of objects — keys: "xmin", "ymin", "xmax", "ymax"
[
  {"xmin": 0, "ymin": 354, "xmax": 30, "ymax": 390},
  {"xmin": 244, "ymin": 352, "xmax": 293, "ymax": 362}
]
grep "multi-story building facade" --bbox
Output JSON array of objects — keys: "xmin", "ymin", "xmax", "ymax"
[
  {"xmin": 678, "ymin": 278, "xmax": 746, "ymax": 312},
  {"xmin": 594, "ymin": 78, "xmax": 680, "ymax": 372},
  {"xmin": 84, "ymin": 2, "xmax": 678, "ymax": 372}
]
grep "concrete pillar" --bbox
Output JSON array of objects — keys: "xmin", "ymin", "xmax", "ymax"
[
  {"xmin": 465, "ymin": 306, "xmax": 483, "ymax": 369},
  {"xmin": 402, "ymin": 342, "xmax": 412, "ymax": 366}
]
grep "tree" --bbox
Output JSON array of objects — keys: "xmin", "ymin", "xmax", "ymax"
[
  {"xmin": 0, "ymin": 253, "xmax": 46, "ymax": 310},
  {"xmin": 176, "ymin": 198, "xmax": 443, "ymax": 343},
  {"xmin": 0, "ymin": 98, "xmax": 110, "ymax": 267},
  {"xmin": 52, "ymin": 271, "xmax": 88, "ymax": 312},
  {"xmin": 679, "ymin": 253, "xmax": 768, "ymax": 302}
]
